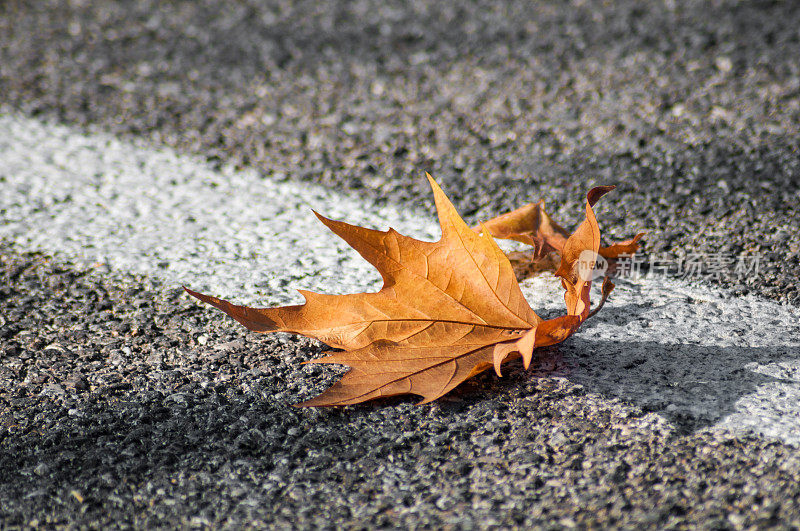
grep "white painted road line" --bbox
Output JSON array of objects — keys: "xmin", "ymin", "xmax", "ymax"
[
  {"xmin": 2, "ymin": 113, "xmax": 799, "ymax": 444},
  {"xmin": 0, "ymin": 113, "xmax": 439, "ymax": 305}
]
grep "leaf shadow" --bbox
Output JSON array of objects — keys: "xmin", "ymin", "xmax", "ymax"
[{"xmin": 557, "ymin": 337, "xmax": 800, "ymax": 434}]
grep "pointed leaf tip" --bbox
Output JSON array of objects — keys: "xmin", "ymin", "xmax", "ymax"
[
  {"xmin": 184, "ymin": 286, "xmax": 204, "ymax": 300},
  {"xmin": 426, "ymin": 173, "xmax": 448, "ymax": 206},
  {"xmin": 492, "ymin": 341, "xmax": 518, "ymax": 377},
  {"xmin": 312, "ymin": 209, "xmax": 338, "ymax": 229},
  {"xmin": 517, "ymin": 327, "xmax": 537, "ymax": 369},
  {"xmin": 587, "ymin": 185, "xmax": 615, "ymax": 207}
]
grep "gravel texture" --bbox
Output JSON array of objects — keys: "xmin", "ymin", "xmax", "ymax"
[
  {"xmin": 2, "ymin": 114, "xmax": 799, "ymax": 446},
  {"xmin": 3, "ymin": 247, "xmax": 800, "ymax": 528},
  {"xmin": 2, "ymin": 0, "xmax": 800, "ymax": 527},
  {"xmin": 1, "ymin": 0, "xmax": 799, "ymax": 302}
]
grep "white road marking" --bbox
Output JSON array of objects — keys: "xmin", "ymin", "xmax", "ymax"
[
  {"xmin": 2, "ymin": 113, "xmax": 799, "ymax": 444},
  {"xmin": 0, "ymin": 113, "xmax": 438, "ymax": 305}
]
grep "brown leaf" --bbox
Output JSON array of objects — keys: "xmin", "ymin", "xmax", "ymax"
[
  {"xmin": 480, "ymin": 201, "xmax": 570, "ymax": 259},
  {"xmin": 479, "ymin": 194, "xmax": 645, "ymax": 277},
  {"xmin": 597, "ymin": 232, "xmax": 646, "ymax": 259},
  {"xmin": 186, "ymin": 176, "xmax": 613, "ymax": 406},
  {"xmin": 505, "ymin": 250, "xmax": 561, "ymax": 283},
  {"xmin": 555, "ymin": 186, "xmax": 615, "ymax": 319},
  {"xmin": 493, "ymin": 187, "xmax": 618, "ymax": 370}
]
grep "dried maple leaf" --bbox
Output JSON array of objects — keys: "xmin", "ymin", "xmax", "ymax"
[
  {"xmin": 480, "ymin": 200, "xmax": 570, "ymax": 259},
  {"xmin": 480, "ymin": 196, "xmax": 645, "ymax": 276},
  {"xmin": 186, "ymin": 176, "xmax": 613, "ymax": 406}
]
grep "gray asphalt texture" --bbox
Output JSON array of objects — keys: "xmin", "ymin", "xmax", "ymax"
[
  {"xmin": 2, "ymin": 0, "xmax": 799, "ymax": 302},
  {"xmin": 3, "ymin": 248, "xmax": 800, "ymax": 528},
  {"xmin": 2, "ymin": 0, "xmax": 800, "ymax": 528}
]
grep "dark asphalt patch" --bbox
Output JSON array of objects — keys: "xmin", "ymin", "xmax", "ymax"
[
  {"xmin": 1, "ymin": 0, "xmax": 798, "ymax": 302},
  {"xmin": 2, "ymin": 247, "xmax": 800, "ymax": 527}
]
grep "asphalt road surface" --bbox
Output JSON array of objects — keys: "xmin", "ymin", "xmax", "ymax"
[{"xmin": 2, "ymin": 1, "xmax": 800, "ymax": 528}]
